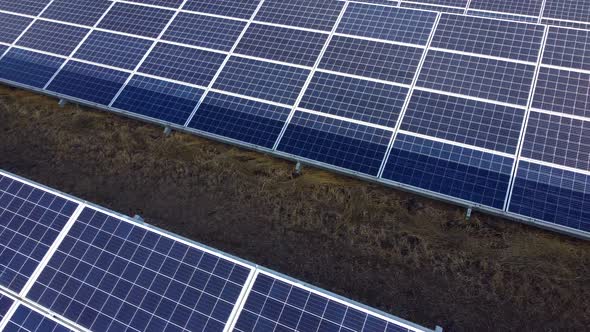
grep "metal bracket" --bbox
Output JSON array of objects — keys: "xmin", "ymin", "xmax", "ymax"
[
  {"xmin": 293, "ymin": 161, "xmax": 303, "ymax": 177},
  {"xmin": 465, "ymin": 207, "xmax": 473, "ymax": 221},
  {"xmin": 58, "ymin": 99, "xmax": 67, "ymax": 108},
  {"xmin": 435, "ymin": 326, "xmax": 444, "ymax": 332},
  {"xmin": 163, "ymin": 125, "xmax": 172, "ymax": 136},
  {"xmin": 133, "ymin": 214, "xmax": 145, "ymax": 224}
]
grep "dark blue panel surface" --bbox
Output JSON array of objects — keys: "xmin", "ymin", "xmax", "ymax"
[
  {"xmin": 184, "ymin": 0, "xmax": 260, "ymax": 19},
  {"xmin": 0, "ymin": 0, "xmax": 50, "ymax": 15},
  {"xmin": 0, "ymin": 294, "xmax": 12, "ymax": 321},
  {"xmin": 543, "ymin": 27, "xmax": 590, "ymax": 71},
  {"xmin": 98, "ymin": 2, "xmax": 175, "ymax": 38},
  {"xmin": 533, "ymin": 67, "xmax": 590, "ymax": 118},
  {"xmin": 255, "ymin": 0, "xmax": 344, "ymax": 31},
  {"xmin": 234, "ymin": 272, "xmax": 413, "ymax": 332},
  {"xmin": 0, "ymin": 48, "xmax": 65, "ymax": 88},
  {"xmin": 467, "ymin": 10, "xmax": 539, "ymax": 23},
  {"xmin": 0, "ymin": 13, "xmax": 33, "ymax": 44},
  {"xmin": 235, "ymin": 23, "xmax": 327, "ymax": 67},
  {"xmin": 27, "ymin": 207, "xmax": 252, "ymax": 332},
  {"xmin": 301, "ymin": 71, "xmax": 408, "ymax": 127},
  {"xmin": 188, "ymin": 92, "xmax": 291, "ymax": 149},
  {"xmin": 113, "ymin": 75, "xmax": 204, "ymax": 125},
  {"xmin": 42, "ymin": 0, "xmax": 111, "ymax": 26},
  {"xmin": 214, "ymin": 57, "xmax": 309, "ymax": 105},
  {"xmin": 400, "ymin": 2, "xmax": 465, "ymax": 14},
  {"xmin": 126, "ymin": 0, "xmax": 183, "ymax": 8},
  {"xmin": 412, "ymin": 0, "xmax": 467, "ymax": 5},
  {"xmin": 521, "ymin": 112, "xmax": 590, "ymax": 171},
  {"xmin": 0, "ymin": 174, "xmax": 78, "ymax": 293},
  {"xmin": 418, "ymin": 50, "xmax": 535, "ymax": 106},
  {"xmin": 382, "ymin": 134, "xmax": 513, "ymax": 208},
  {"xmin": 277, "ymin": 112, "xmax": 392, "ymax": 175},
  {"xmin": 320, "ymin": 36, "xmax": 423, "ymax": 84},
  {"xmin": 432, "ymin": 14, "xmax": 544, "ymax": 62},
  {"xmin": 338, "ymin": 3, "xmax": 437, "ymax": 45},
  {"xmin": 543, "ymin": 0, "xmax": 590, "ymax": 22},
  {"xmin": 469, "ymin": 0, "xmax": 543, "ymax": 16},
  {"xmin": 402, "ymin": 90, "xmax": 525, "ymax": 154},
  {"xmin": 139, "ymin": 43, "xmax": 225, "ymax": 86},
  {"xmin": 16, "ymin": 21, "xmax": 89, "ymax": 56},
  {"xmin": 163, "ymin": 12, "xmax": 246, "ymax": 51},
  {"xmin": 74, "ymin": 31, "xmax": 152, "ymax": 70},
  {"xmin": 6, "ymin": 305, "xmax": 73, "ymax": 332},
  {"xmin": 47, "ymin": 61, "xmax": 129, "ymax": 105},
  {"xmin": 541, "ymin": 18, "xmax": 590, "ymax": 30},
  {"xmin": 509, "ymin": 161, "xmax": 590, "ymax": 232}
]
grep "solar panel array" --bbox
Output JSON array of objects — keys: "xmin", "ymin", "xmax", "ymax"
[
  {"xmin": 0, "ymin": 169, "xmax": 433, "ymax": 331},
  {"xmin": 0, "ymin": 1, "xmax": 587, "ymax": 239}
]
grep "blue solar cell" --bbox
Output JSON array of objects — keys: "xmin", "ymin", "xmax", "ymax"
[
  {"xmin": 16, "ymin": 21, "xmax": 89, "ymax": 56},
  {"xmin": 432, "ymin": 14, "xmax": 544, "ymax": 62},
  {"xmin": 320, "ymin": 36, "xmax": 423, "ymax": 84},
  {"xmin": 467, "ymin": 10, "xmax": 539, "ymax": 23},
  {"xmin": 543, "ymin": 27, "xmax": 590, "ymax": 71},
  {"xmin": 0, "ymin": 0, "xmax": 50, "ymax": 16},
  {"xmin": 138, "ymin": 43, "xmax": 226, "ymax": 86},
  {"xmin": 0, "ymin": 174, "xmax": 78, "ymax": 293},
  {"xmin": 412, "ymin": 0, "xmax": 467, "ymax": 6},
  {"xmin": 235, "ymin": 23, "xmax": 328, "ymax": 67},
  {"xmin": 126, "ymin": 0, "xmax": 183, "ymax": 8},
  {"xmin": 214, "ymin": 57, "xmax": 310, "ymax": 105},
  {"xmin": 113, "ymin": 75, "xmax": 204, "ymax": 125},
  {"xmin": 301, "ymin": 71, "xmax": 409, "ymax": 127},
  {"xmin": 184, "ymin": 0, "xmax": 260, "ymax": 19},
  {"xmin": 469, "ymin": 0, "xmax": 543, "ymax": 16},
  {"xmin": 0, "ymin": 48, "xmax": 64, "ymax": 88},
  {"xmin": 540, "ymin": 18, "xmax": 590, "ymax": 31},
  {"xmin": 188, "ymin": 92, "xmax": 291, "ymax": 149},
  {"xmin": 42, "ymin": 0, "xmax": 112, "ymax": 26},
  {"xmin": 98, "ymin": 3, "xmax": 175, "ymax": 38},
  {"xmin": 27, "ymin": 207, "xmax": 253, "ymax": 332},
  {"xmin": 402, "ymin": 90, "xmax": 525, "ymax": 154},
  {"xmin": 277, "ymin": 112, "xmax": 392, "ymax": 175},
  {"xmin": 543, "ymin": 0, "xmax": 590, "ymax": 23},
  {"xmin": 255, "ymin": 0, "xmax": 344, "ymax": 31},
  {"xmin": 0, "ymin": 294, "xmax": 14, "ymax": 321},
  {"xmin": 521, "ymin": 112, "xmax": 590, "ymax": 172},
  {"xmin": 382, "ymin": 134, "xmax": 513, "ymax": 208},
  {"xmin": 0, "ymin": 13, "xmax": 33, "ymax": 44},
  {"xmin": 5, "ymin": 305, "xmax": 73, "ymax": 332},
  {"xmin": 533, "ymin": 67, "xmax": 590, "ymax": 118},
  {"xmin": 47, "ymin": 61, "xmax": 129, "ymax": 105},
  {"xmin": 73, "ymin": 31, "xmax": 152, "ymax": 71},
  {"xmin": 400, "ymin": 2, "xmax": 465, "ymax": 14},
  {"xmin": 338, "ymin": 3, "xmax": 437, "ymax": 45},
  {"xmin": 417, "ymin": 50, "xmax": 535, "ymax": 106},
  {"xmin": 234, "ymin": 272, "xmax": 413, "ymax": 332},
  {"xmin": 163, "ymin": 12, "xmax": 246, "ymax": 51},
  {"xmin": 509, "ymin": 161, "xmax": 590, "ymax": 232}
]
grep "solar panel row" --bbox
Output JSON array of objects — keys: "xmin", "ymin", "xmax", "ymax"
[
  {"xmin": 0, "ymin": 1, "xmax": 587, "ymax": 238},
  {"xmin": 0, "ymin": 170, "xmax": 434, "ymax": 332}
]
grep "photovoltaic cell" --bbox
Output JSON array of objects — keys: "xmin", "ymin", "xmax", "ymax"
[
  {"xmin": 98, "ymin": 3, "xmax": 175, "ymax": 38},
  {"xmin": 382, "ymin": 134, "xmax": 513, "ymax": 208},
  {"xmin": 235, "ymin": 23, "xmax": 328, "ymax": 67},
  {"xmin": 27, "ymin": 207, "xmax": 253, "ymax": 332},
  {"xmin": 338, "ymin": 3, "xmax": 437, "ymax": 45},
  {"xmin": 521, "ymin": 112, "xmax": 590, "ymax": 172},
  {"xmin": 0, "ymin": 48, "xmax": 65, "ymax": 88},
  {"xmin": 183, "ymin": 0, "xmax": 260, "ymax": 19},
  {"xmin": 163, "ymin": 13, "xmax": 246, "ymax": 52},
  {"xmin": 126, "ymin": 0, "xmax": 184, "ymax": 8},
  {"xmin": 533, "ymin": 67, "xmax": 590, "ymax": 118},
  {"xmin": 0, "ymin": 174, "xmax": 78, "ymax": 293},
  {"xmin": 543, "ymin": 0, "xmax": 590, "ymax": 23},
  {"xmin": 417, "ymin": 50, "xmax": 535, "ymax": 106},
  {"xmin": 47, "ymin": 61, "xmax": 130, "ymax": 105},
  {"xmin": 0, "ymin": 294, "xmax": 12, "ymax": 321},
  {"xmin": 188, "ymin": 92, "xmax": 291, "ymax": 149},
  {"xmin": 41, "ymin": 0, "xmax": 112, "ymax": 26},
  {"xmin": 411, "ymin": 0, "xmax": 467, "ymax": 6},
  {"xmin": 233, "ymin": 271, "xmax": 415, "ymax": 332},
  {"xmin": 301, "ymin": 71, "xmax": 409, "ymax": 127},
  {"xmin": 0, "ymin": 13, "xmax": 33, "ymax": 44},
  {"xmin": 509, "ymin": 161, "xmax": 590, "ymax": 232},
  {"xmin": 0, "ymin": 0, "xmax": 50, "ymax": 16},
  {"xmin": 540, "ymin": 18, "xmax": 590, "ymax": 31},
  {"xmin": 113, "ymin": 75, "xmax": 204, "ymax": 125},
  {"xmin": 73, "ymin": 31, "xmax": 152, "ymax": 71},
  {"xmin": 320, "ymin": 36, "xmax": 423, "ymax": 85},
  {"xmin": 277, "ymin": 111, "xmax": 392, "ymax": 175},
  {"xmin": 431, "ymin": 14, "xmax": 544, "ymax": 62},
  {"xmin": 255, "ymin": 0, "xmax": 344, "ymax": 31},
  {"xmin": 214, "ymin": 57, "xmax": 310, "ymax": 105},
  {"xmin": 469, "ymin": 0, "xmax": 543, "ymax": 17},
  {"xmin": 138, "ymin": 43, "xmax": 226, "ymax": 87},
  {"xmin": 16, "ymin": 21, "xmax": 89, "ymax": 56},
  {"xmin": 5, "ymin": 304, "xmax": 74, "ymax": 332},
  {"xmin": 400, "ymin": 2, "xmax": 465, "ymax": 14},
  {"xmin": 467, "ymin": 10, "xmax": 539, "ymax": 23},
  {"xmin": 543, "ymin": 27, "xmax": 590, "ymax": 71},
  {"xmin": 402, "ymin": 90, "xmax": 525, "ymax": 154}
]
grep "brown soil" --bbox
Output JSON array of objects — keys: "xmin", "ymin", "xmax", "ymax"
[{"xmin": 1, "ymin": 85, "xmax": 589, "ymax": 331}]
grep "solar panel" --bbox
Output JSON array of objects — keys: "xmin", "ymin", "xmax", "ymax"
[
  {"xmin": 97, "ymin": 2, "xmax": 175, "ymax": 38},
  {"xmin": 0, "ymin": 293, "xmax": 14, "ymax": 322},
  {"xmin": 0, "ymin": 0, "xmax": 50, "ymax": 16},
  {"xmin": 542, "ymin": 27, "xmax": 590, "ymax": 71},
  {"xmin": 0, "ymin": 49, "xmax": 65, "ymax": 88},
  {"xmin": 543, "ymin": 0, "xmax": 590, "ymax": 23},
  {"xmin": 73, "ymin": 31, "xmax": 153, "ymax": 71},
  {"xmin": 255, "ymin": 0, "xmax": 344, "ymax": 32},
  {"xmin": 469, "ymin": 0, "xmax": 543, "ymax": 17},
  {"xmin": 183, "ymin": 0, "xmax": 260, "ymax": 19},
  {"xmin": 15, "ymin": 21, "xmax": 89, "ymax": 56},
  {"xmin": 0, "ymin": 13, "xmax": 33, "ymax": 44},
  {"xmin": 532, "ymin": 67, "xmax": 590, "ymax": 118},
  {"xmin": 41, "ymin": 0, "xmax": 112, "ymax": 26}
]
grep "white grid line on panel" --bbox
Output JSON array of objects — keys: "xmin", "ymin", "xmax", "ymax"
[
  {"xmin": 208, "ymin": 89, "xmax": 292, "ymax": 109},
  {"xmin": 504, "ymin": 25, "xmax": 550, "ymax": 211},
  {"xmin": 428, "ymin": 46, "xmax": 537, "ymax": 65},
  {"xmin": 531, "ymin": 107, "xmax": 590, "ymax": 123},
  {"xmin": 0, "ymin": 299, "xmax": 20, "ymax": 331},
  {"xmin": 464, "ymin": 0, "xmax": 473, "ymax": 15},
  {"xmin": 333, "ymin": 32, "xmax": 427, "ymax": 48},
  {"xmin": 315, "ymin": 68, "xmax": 411, "ymax": 88},
  {"xmin": 465, "ymin": 7, "xmax": 537, "ymax": 20},
  {"xmin": 225, "ymin": 269, "xmax": 260, "ymax": 332},
  {"xmin": 403, "ymin": 1, "xmax": 464, "ymax": 11},
  {"xmin": 414, "ymin": 87, "xmax": 528, "ymax": 109},
  {"xmin": 538, "ymin": 0, "xmax": 548, "ymax": 24},
  {"xmin": 377, "ymin": 12, "xmax": 442, "ymax": 178},
  {"xmin": 520, "ymin": 157, "xmax": 590, "ymax": 176},
  {"xmin": 182, "ymin": 0, "xmax": 267, "ymax": 127},
  {"xmin": 271, "ymin": 2, "xmax": 351, "ymax": 151},
  {"xmin": 298, "ymin": 107, "xmax": 393, "ymax": 132}
]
